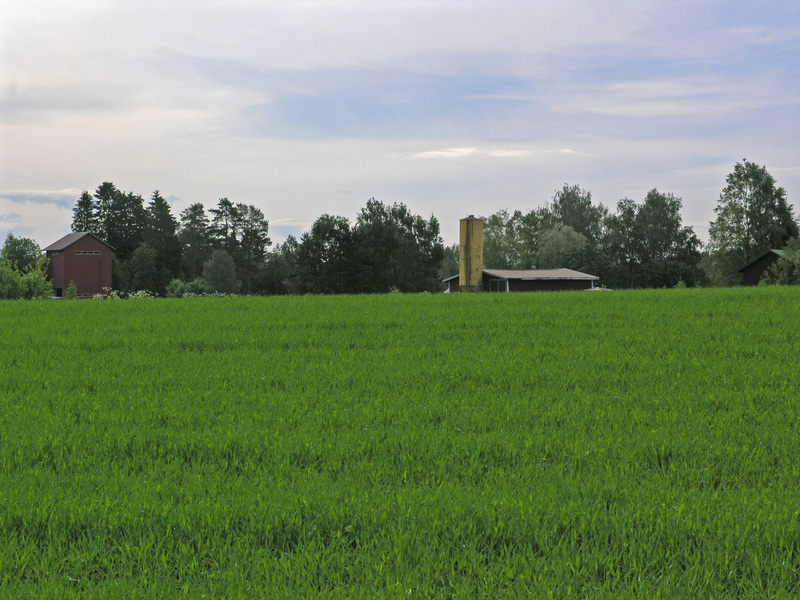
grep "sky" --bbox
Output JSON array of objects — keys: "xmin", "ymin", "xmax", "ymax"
[{"xmin": 2, "ymin": 0, "xmax": 799, "ymax": 249}]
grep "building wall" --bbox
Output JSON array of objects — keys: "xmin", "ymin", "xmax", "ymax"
[
  {"xmin": 507, "ymin": 279, "xmax": 593, "ymax": 292},
  {"xmin": 741, "ymin": 253, "xmax": 779, "ymax": 286},
  {"xmin": 448, "ymin": 275, "xmax": 595, "ymax": 292},
  {"xmin": 47, "ymin": 236, "xmax": 112, "ymax": 297}
]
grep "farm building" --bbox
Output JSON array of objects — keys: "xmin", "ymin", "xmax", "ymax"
[
  {"xmin": 444, "ymin": 268, "xmax": 599, "ymax": 293},
  {"xmin": 43, "ymin": 232, "xmax": 113, "ymax": 298},
  {"xmin": 445, "ymin": 215, "xmax": 599, "ymax": 292},
  {"xmin": 739, "ymin": 249, "xmax": 784, "ymax": 286}
]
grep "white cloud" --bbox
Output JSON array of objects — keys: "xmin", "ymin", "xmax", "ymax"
[
  {"xmin": 409, "ymin": 147, "xmax": 478, "ymax": 159},
  {"xmin": 487, "ymin": 150, "xmax": 531, "ymax": 158}
]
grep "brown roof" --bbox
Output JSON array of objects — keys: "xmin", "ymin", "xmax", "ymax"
[
  {"xmin": 43, "ymin": 232, "xmax": 113, "ymax": 251},
  {"xmin": 443, "ymin": 268, "xmax": 599, "ymax": 282}
]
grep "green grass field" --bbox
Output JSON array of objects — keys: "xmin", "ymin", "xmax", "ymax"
[{"xmin": 1, "ymin": 287, "xmax": 799, "ymax": 598}]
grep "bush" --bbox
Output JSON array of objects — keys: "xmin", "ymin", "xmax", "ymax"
[{"xmin": 0, "ymin": 256, "xmax": 52, "ymax": 299}]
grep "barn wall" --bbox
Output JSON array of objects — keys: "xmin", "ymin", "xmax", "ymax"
[
  {"xmin": 48, "ymin": 236, "xmax": 112, "ymax": 296},
  {"xmin": 741, "ymin": 253, "xmax": 779, "ymax": 286},
  {"xmin": 509, "ymin": 279, "xmax": 593, "ymax": 292},
  {"xmin": 482, "ymin": 276, "xmax": 593, "ymax": 292}
]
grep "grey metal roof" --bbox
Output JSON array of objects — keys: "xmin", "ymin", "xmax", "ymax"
[
  {"xmin": 43, "ymin": 232, "xmax": 113, "ymax": 251},
  {"xmin": 443, "ymin": 268, "xmax": 599, "ymax": 282},
  {"xmin": 484, "ymin": 268, "xmax": 599, "ymax": 281}
]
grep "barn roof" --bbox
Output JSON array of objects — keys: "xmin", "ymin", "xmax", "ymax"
[
  {"xmin": 443, "ymin": 268, "xmax": 599, "ymax": 282},
  {"xmin": 484, "ymin": 268, "xmax": 599, "ymax": 281},
  {"xmin": 737, "ymin": 249, "xmax": 784, "ymax": 272},
  {"xmin": 43, "ymin": 232, "xmax": 114, "ymax": 251}
]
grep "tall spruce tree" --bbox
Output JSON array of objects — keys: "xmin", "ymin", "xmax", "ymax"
[
  {"xmin": 144, "ymin": 190, "xmax": 182, "ymax": 281},
  {"xmin": 93, "ymin": 182, "xmax": 121, "ymax": 240},
  {"xmin": 105, "ymin": 190, "xmax": 146, "ymax": 260},
  {"xmin": 72, "ymin": 190, "xmax": 100, "ymax": 234}
]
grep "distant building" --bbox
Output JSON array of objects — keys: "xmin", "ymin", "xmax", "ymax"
[
  {"xmin": 43, "ymin": 232, "xmax": 113, "ymax": 298},
  {"xmin": 739, "ymin": 249, "xmax": 784, "ymax": 286},
  {"xmin": 444, "ymin": 268, "xmax": 598, "ymax": 293},
  {"xmin": 445, "ymin": 216, "xmax": 599, "ymax": 292}
]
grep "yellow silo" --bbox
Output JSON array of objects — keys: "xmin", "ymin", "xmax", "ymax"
[{"xmin": 459, "ymin": 216, "xmax": 484, "ymax": 292}]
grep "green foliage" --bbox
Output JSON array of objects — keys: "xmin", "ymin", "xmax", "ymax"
[
  {"xmin": 179, "ymin": 203, "xmax": 213, "ymax": 281},
  {"xmin": 708, "ymin": 160, "xmax": 799, "ymax": 285},
  {"xmin": 481, "ymin": 208, "xmax": 525, "ymax": 269},
  {"xmin": 537, "ymin": 225, "xmax": 587, "ymax": 269},
  {"xmin": 438, "ymin": 243, "xmax": 459, "ymax": 281},
  {"xmin": 143, "ymin": 190, "xmax": 182, "ymax": 282},
  {"xmin": 760, "ymin": 238, "xmax": 800, "ymax": 285},
  {"xmin": 352, "ymin": 199, "xmax": 444, "ymax": 293},
  {"xmin": 549, "ymin": 183, "xmax": 607, "ymax": 242},
  {"xmin": 297, "ymin": 214, "xmax": 356, "ymax": 294},
  {"xmin": 127, "ymin": 243, "xmax": 164, "ymax": 295},
  {"xmin": 1, "ymin": 233, "xmax": 42, "ymax": 271},
  {"xmin": 1, "ymin": 289, "xmax": 799, "ymax": 597},
  {"xmin": 71, "ymin": 190, "xmax": 99, "ymax": 234},
  {"xmin": 0, "ymin": 255, "xmax": 52, "ymax": 299},
  {"xmin": 604, "ymin": 190, "xmax": 702, "ymax": 288},
  {"xmin": 65, "ymin": 281, "xmax": 78, "ymax": 300},
  {"xmin": 203, "ymin": 249, "xmax": 238, "ymax": 294},
  {"xmin": 259, "ymin": 236, "xmax": 300, "ymax": 295}
]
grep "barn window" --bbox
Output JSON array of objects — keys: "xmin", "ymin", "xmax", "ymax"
[
  {"xmin": 490, "ymin": 279, "xmax": 509, "ymax": 292},
  {"xmin": 75, "ymin": 250, "xmax": 101, "ymax": 255}
]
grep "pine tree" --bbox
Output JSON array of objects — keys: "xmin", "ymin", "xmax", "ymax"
[{"xmin": 179, "ymin": 203, "xmax": 213, "ymax": 280}]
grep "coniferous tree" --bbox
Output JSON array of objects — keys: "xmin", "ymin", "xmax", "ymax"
[
  {"xmin": 296, "ymin": 214, "xmax": 355, "ymax": 294},
  {"xmin": 209, "ymin": 198, "xmax": 240, "ymax": 257},
  {"xmin": 104, "ymin": 190, "xmax": 146, "ymax": 260},
  {"xmin": 72, "ymin": 190, "xmax": 100, "ymax": 234},
  {"xmin": 93, "ymin": 182, "xmax": 121, "ymax": 239},
  {"xmin": 235, "ymin": 203, "xmax": 271, "ymax": 294},
  {"xmin": 179, "ymin": 203, "xmax": 213, "ymax": 280},
  {"xmin": 144, "ymin": 190, "xmax": 182, "ymax": 281}
]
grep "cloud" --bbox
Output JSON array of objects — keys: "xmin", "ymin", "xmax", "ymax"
[
  {"xmin": 407, "ymin": 147, "xmax": 535, "ymax": 160},
  {"xmin": 0, "ymin": 193, "xmax": 74, "ymax": 245},
  {"xmin": 0, "ymin": 189, "xmax": 80, "ymax": 209},
  {"xmin": 410, "ymin": 147, "xmax": 478, "ymax": 159},
  {"xmin": 0, "ymin": 212, "xmax": 24, "ymax": 224}
]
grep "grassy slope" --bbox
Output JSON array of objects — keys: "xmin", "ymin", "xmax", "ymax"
[{"xmin": 1, "ymin": 287, "xmax": 799, "ymax": 598}]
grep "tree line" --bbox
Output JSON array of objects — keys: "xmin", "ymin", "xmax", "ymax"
[
  {"xmin": 455, "ymin": 159, "xmax": 798, "ymax": 288},
  {"xmin": 69, "ymin": 184, "xmax": 444, "ymax": 295},
  {"xmin": 1, "ymin": 158, "xmax": 797, "ymax": 299}
]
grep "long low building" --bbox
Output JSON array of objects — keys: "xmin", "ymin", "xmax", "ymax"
[{"xmin": 444, "ymin": 268, "xmax": 599, "ymax": 293}]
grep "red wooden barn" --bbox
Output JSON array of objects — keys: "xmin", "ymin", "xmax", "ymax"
[{"xmin": 43, "ymin": 232, "xmax": 113, "ymax": 298}]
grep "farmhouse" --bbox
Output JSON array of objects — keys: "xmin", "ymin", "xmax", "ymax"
[
  {"xmin": 445, "ymin": 215, "xmax": 599, "ymax": 292},
  {"xmin": 738, "ymin": 249, "xmax": 784, "ymax": 286},
  {"xmin": 43, "ymin": 232, "xmax": 113, "ymax": 298}
]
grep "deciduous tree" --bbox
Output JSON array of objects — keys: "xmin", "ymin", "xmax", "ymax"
[
  {"xmin": 707, "ymin": 160, "xmax": 798, "ymax": 285},
  {"xmin": 1, "ymin": 233, "xmax": 41, "ymax": 271}
]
